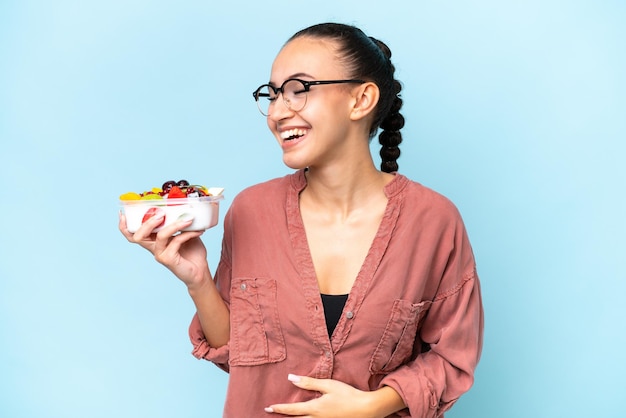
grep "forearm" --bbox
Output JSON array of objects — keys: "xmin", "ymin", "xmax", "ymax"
[
  {"xmin": 366, "ymin": 385, "xmax": 407, "ymax": 418},
  {"xmin": 187, "ymin": 270, "xmax": 230, "ymax": 348}
]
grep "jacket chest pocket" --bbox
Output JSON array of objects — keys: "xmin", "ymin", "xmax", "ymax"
[
  {"xmin": 229, "ymin": 277, "xmax": 287, "ymax": 366},
  {"xmin": 369, "ymin": 299, "xmax": 432, "ymax": 374}
]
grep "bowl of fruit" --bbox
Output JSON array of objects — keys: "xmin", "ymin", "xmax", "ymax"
[{"xmin": 120, "ymin": 179, "xmax": 224, "ymax": 233}]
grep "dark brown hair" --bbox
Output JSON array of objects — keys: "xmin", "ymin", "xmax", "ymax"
[{"xmin": 289, "ymin": 23, "xmax": 404, "ymax": 173}]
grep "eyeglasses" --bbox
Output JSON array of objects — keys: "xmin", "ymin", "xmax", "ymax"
[{"xmin": 252, "ymin": 78, "xmax": 365, "ymax": 116}]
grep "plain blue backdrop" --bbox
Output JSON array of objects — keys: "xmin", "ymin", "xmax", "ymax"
[{"xmin": 1, "ymin": 1, "xmax": 624, "ymax": 417}]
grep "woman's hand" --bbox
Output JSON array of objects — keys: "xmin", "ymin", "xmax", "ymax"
[
  {"xmin": 119, "ymin": 209, "xmax": 209, "ymax": 288},
  {"xmin": 264, "ymin": 375, "xmax": 405, "ymax": 418}
]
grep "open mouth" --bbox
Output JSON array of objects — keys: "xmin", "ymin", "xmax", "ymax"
[{"xmin": 280, "ymin": 128, "xmax": 308, "ymax": 141}]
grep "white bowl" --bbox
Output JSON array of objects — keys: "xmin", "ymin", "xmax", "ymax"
[{"xmin": 121, "ymin": 195, "xmax": 224, "ymax": 233}]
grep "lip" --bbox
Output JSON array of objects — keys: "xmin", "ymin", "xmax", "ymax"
[{"xmin": 278, "ymin": 126, "xmax": 309, "ymax": 149}]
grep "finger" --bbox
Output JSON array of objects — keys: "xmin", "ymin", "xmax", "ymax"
[
  {"xmin": 288, "ymin": 374, "xmax": 331, "ymax": 394},
  {"xmin": 154, "ymin": 218, "xmax": 204, "ymax": 261},
  {"xmin": 264, "ymin": 402, "xmax": 310, "ymax": 417},
  {"xmin": 120, "ymin": 211, "xmax": 159, "ymax": 251},
  {"xmin": 155, "ymin": 229, "xmax": 204, "ymax": 264},
  {"xmin": 155, "ymin": 214, "xmax": 195, "ymax": 239},
  {"xmin": 151, "ymin": 218, "xmax": 193, "ymax": 250},
  {"xmin": 118, "ymin": 211, "xmax": 135, "ymax": 241},
  {"xmin": 131, "ymin": 209, "xmax": 166, "ymax": 242}
]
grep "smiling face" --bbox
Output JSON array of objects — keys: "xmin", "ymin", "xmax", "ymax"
[{"xmin": 266, "ymin": 36, "xmax": 372, "ymax": 171}]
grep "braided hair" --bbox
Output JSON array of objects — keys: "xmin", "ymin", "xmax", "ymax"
[{"xmin": 289, "ymin": 23, "xmax": 404, "ymax": 173}]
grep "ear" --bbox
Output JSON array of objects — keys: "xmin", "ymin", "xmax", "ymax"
[{"xmin": 350, "ymin": 82, "xmax": 379, "ymax": 121}]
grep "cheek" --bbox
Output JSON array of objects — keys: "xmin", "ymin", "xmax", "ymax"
[
  {"xmin": 310, "ymin": 94, "xmax": 350, "ymax": 120},
  {"xmin": 308, "ymin": 102, "xmax": 347, "ymax": 131}
]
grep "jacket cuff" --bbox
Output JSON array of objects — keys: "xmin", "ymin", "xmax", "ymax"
[
  {"xmin": 189, "ymin": 313, "xmax": 230, "ymax": 371},
  {"xmin": 380, "ymin": 373, "xmax": 445, "ymax": 418}
]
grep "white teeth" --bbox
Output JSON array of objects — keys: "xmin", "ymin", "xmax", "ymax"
[{"xmin": 280, "ymin": 129, "xmax": 308, "ymax": 140}]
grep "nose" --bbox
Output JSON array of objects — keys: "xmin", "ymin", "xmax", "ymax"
[{"xmin": 267, "ymin": 94, "xmax": 294, "ymax": 120}]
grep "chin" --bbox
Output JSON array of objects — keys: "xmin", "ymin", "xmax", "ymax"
[
  {"xmin": 283, "ymin": 161, "xmax": 308, "ymax": 170},
  {"xmin": 282, "ymin": 156, "xmax": 308, "ymax": 170}
]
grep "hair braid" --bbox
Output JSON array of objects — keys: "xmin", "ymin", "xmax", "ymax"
[{"xmin": 370, "ymin": 38, "xmax": 404, "ymax": 173}]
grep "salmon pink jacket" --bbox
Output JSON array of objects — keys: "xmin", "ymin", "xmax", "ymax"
[{"xmin": 189, "ymin": 169, "xmax": 484, "ymax": 417}]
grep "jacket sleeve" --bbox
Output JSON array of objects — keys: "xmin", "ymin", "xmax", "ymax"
[
  {"xmin": 188, "ymin": 206, "xmax": 234, "ymax": 373},
  {"xmin": 380, "ymin": 218, "xmax": 484, "ymax": 417}
]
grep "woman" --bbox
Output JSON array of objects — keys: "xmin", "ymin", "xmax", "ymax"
[{"xmin": 120, "ymin": 23, "xmax": 483, "ymax": 417}]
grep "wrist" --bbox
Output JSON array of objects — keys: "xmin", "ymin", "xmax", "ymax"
[{"xmin": 186, "ymin": 270, "xmax": 214, "ymax": 296}]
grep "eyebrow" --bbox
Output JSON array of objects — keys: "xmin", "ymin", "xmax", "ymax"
[{"xmin": 269, "ymin": 72, "xmax": 315, "ymax": 85}]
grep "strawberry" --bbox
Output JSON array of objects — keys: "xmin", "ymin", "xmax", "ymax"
[
  {"xmin": 142, "ymin": 207, "xmax": 165, "ymax": 228},
  {"xmin": 168, "ymin": 185, "xmax": 187, "ymax": 199}
]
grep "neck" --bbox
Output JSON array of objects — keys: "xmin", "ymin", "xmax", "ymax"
[{"xmin": 302, "ymin": 159, "xmax": 393, "ymax": 219}]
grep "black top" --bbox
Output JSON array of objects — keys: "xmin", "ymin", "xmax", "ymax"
[{"xmin": 321, "ymin": 293, "xmax": 349, "ymax": 337}]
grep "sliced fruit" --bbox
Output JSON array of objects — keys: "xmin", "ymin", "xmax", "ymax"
[
  {"xmin": 120, "ymin": 192, "xmax": 142, "ymax": 200},
  {"xmin": 168, "ymin": 186, "xmax": 187, "ymax": 199},
  {"xmin": 142, "ymin": 207, "xmax": 165, "ymax": 228},
  {"xmin": 122, "ymin": 181, "xmax": 221, "ymax": 201},
  {"xmin": 141, "ymin": 194, "xmax": 163, "ymax": 200}
]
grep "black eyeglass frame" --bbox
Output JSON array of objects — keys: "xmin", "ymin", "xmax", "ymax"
[{"xmin": 252, "ymin": 78, "xmax": 366, "ymax": 115}]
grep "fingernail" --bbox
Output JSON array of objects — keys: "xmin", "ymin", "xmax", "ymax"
[
  {"xmin": 177, "ymin": 212, "xmax": 195, "ymax": 223},
  {"xmin": 264, "ymin": 407, "xmax": 274, "ymax": 413},
  {"xmin": 287, "ymin": 373, "xmax": 301, "ymax": 383}
]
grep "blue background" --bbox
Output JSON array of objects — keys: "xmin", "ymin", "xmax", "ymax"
[{"xmin": 1, "ymin": 1, "xmax": 624, "ymax": 417}]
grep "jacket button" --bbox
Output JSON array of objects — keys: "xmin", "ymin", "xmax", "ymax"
[{"xmin": 346, "ymin": 311, "xmax": 354, "ymax": 319}]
